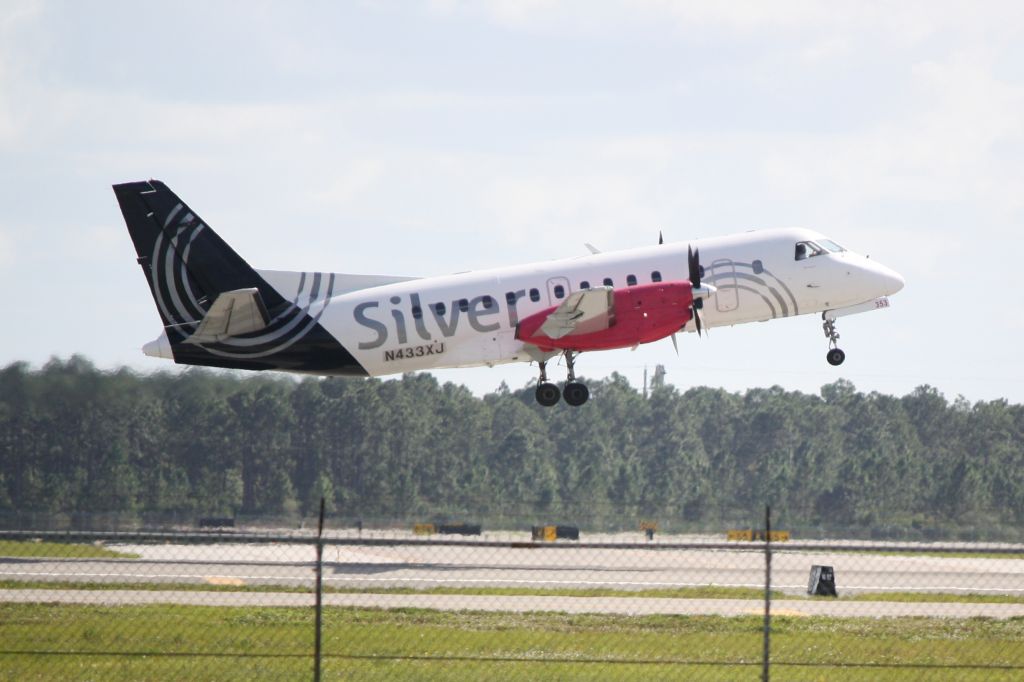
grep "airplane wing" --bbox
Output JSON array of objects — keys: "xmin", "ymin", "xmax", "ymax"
[
  {"xmin": 183, "ymin": 288, "xmax": 270, "ymax": 345},
  {"xmin": 538, "ymin": 287, "xmax": 615, "ymax": 339}
]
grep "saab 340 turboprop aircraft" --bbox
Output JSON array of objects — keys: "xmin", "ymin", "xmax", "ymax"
[{"xmin": 115, "ymin": 180, "xmax": 904, "ymax": 406}]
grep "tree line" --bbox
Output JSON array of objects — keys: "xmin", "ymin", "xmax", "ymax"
[{"xmin": 1, "ymin": 356, "xmax": 1022, "ymax": 539}]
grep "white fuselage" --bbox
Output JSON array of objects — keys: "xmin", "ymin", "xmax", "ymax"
[{"xmin": 253, "ymin": 227, "xmax": 904, "ymax": 377}]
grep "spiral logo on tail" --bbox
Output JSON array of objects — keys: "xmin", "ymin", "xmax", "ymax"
[{"xmin": 152, "ymin": 203, "xmax": 334, "ymax": 359}]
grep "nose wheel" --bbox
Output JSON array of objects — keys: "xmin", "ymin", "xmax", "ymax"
[
  {"xmin": 534, "ymin": 352, "xmax": 590, "ymax": 407},
  {"xmin": 822, "ymin": 316, "xmax": 846, "ymax": 366}
]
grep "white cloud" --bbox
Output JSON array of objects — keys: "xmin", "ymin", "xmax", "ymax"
[
  {"xmin": 0, "ymin": 1, "xmax": 45, "ymax": 144},
  {"xmin": 481, "ymin": 168, "xmax": 663, "ymax": 250},
  {"xmin": 62, "ymin": 224, "xmax": 125, "ymax": 263},
  {"xmin": 434, "ymin": 0, "xmax": 1024, "ymax": 44},
  {"xmin": 18, "ymin": 91, "xmax": 322, "ymax": 149},
  {"xmin": 313, "ymin": 158, "xmax": 390, "ymax": 207},
  {"xmin": 0, "ymin": 0, "xmax": 43, "ymax": 35},
  {"xmin": 0, "ymin": 228, "xmax": 14, "ymax": 266}
]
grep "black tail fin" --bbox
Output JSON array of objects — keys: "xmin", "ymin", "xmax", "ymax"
[
  {"xmin": 113, "ymin": 180, "xmax": 366, "ymax": 376},
  {"xmin": 114, "ymin": 180, "xmax": 287, "ymax": 334}
]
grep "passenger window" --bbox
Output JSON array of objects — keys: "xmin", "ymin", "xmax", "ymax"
[
  {"xmin": 626, "ymin": 274, "xmax": 637, "ymax": 287},
  {"xmin": 412, "ymin": 305, "xmax": 422, "ymax": 319},
  {"xmin": 482, "ymin": 296, "xmax": 494, "ymax": 309},
  {"xmin": 458, "ymin": 299, "xmax": 469, "ymax": 312},
  {"xmin": 553, "ymin": 284, "xmax": 565, "ymax": 299},
  {"xmin": 529, "ymin": 288, "xmax": 540, "ymax": 302},
  {"xmin": 580, "ymin": 280, "xmax": 590, "ymax": 290},
  {"xmin": 505, "ymin": 292, "xmax": 516, "ymax": 305},
  {"xmin": 434, "ymin": 302, "xmax": 446, "ymax": 316},
  {"xmin": 752, "ymin": 260, "xmax": 763, "ymax": 275},
  {"xmin": 603, "ymin": 277, "xmax": 613, "ymax": 287},
  {"xmin": 651, "ymin": 271, "xmax": 662, "ymax": 282}
]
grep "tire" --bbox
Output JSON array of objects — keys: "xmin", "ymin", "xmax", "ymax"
[
  {"xmin": 826, "ymin": 348, "xmax": 846, "ymax": 366},
  {"xmin": 563, "ymin": 382, "xmax": 590, "ymax": 407},
  {"xmin": 535, "ymin": 382, "xmax": 561, "ymax": 406}
]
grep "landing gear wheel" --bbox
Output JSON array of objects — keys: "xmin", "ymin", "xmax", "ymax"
[
  {"xmin": 826, "ymin": 348, "xmax": 846, "ymax": 366},
  {"xmin": 563, "ymin": 382, "xmax": 590, "ymax": 407},
  {"xmin": 536, "ymin": 382, "xmax": 561, "ymax": 406},
  {"xmin": 822, "ymin": 316, "xmax": 845, "ymax": 367}
]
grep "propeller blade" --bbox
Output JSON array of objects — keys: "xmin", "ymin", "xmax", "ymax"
[
  {"xmin": 671, "ymin": 333, "xmax": 679, "ymax": 355},
  {"xmin": 693, "ymin": 307, "xmax": 702, "ymax": 337},
  {"xmin": 688, "ymin": 245, "xmax": 701, "ymax": 289}
]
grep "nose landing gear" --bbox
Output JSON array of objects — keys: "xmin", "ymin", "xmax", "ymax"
[
  {"xmin": 534, "ymin": 352, "xmax": 590, "ymax": 407},
  {"xmin": 822, "ymin": 316, "xmax": 846, "ymax": 366}
]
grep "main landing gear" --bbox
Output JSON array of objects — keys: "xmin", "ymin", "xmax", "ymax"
[
  {"xmin": 535, "ymin": 351, "xmax": 590, "ymax": 407},
  {"xmin": 822, "ymin": 316, "xmax": 846, "ymax": 366}
]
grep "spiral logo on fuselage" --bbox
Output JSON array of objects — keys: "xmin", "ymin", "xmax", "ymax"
[
  {"xmin": 152, "ymin": 203, "xmax": 334, "ymax": 360},
  {"xmin": 704, "ymin": 260, "xmax": 799, "ymax": 319}
]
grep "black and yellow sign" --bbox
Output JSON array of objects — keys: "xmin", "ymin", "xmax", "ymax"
[
  {"xmin": 726, "ymin": 529, "xmax": 790, "ymax": 541},
  {"xmin": 532, "ymin": 525, "xmax": 579, "ymax": 541}
]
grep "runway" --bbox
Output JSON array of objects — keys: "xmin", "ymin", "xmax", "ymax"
[
  {"xmin": 2, "ymin": 534, "xmax": 1022, "ymax": 617},
  {"xmin": 5, "ymin": 547, "xmax": 1022, "ymax": 595}
]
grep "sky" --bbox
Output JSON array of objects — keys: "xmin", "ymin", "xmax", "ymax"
[{"xmin": 1, "ymin": 1, "xmax": 1022, "ymax": 403}]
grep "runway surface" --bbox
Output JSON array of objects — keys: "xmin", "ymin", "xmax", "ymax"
[{"xmin": 3, "ymin": 535, "xmax": 1022, "ymax": 618}]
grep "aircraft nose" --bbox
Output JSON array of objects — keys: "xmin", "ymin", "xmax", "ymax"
[{"xmin": 873, "ymin": 262, "xmax": 905, "ymax": 296}]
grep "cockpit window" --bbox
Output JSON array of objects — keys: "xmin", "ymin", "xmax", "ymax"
[
  {"xmin": 795, "ymin": 241, "xmax": 826, "ymax": 260},
  {"xmin": 818, "ymin": 239, "xmax": 846, "ymax": 253}
]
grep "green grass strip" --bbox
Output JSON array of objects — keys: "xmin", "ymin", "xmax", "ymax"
[
  {"xmin": 4, "ymin": 579, "xmax": 1024, "ymax": 604},
  {"xmin": 783, "ymin": 549, "xmax": 1024, "ymax": 560},
  {"xmin": 0, "ymin": 580, "xmax": 776, "ymax": 600},
  {"xmin": 844, "ymin": 591, "xmax": 1024, "ymax": 604},
  {"xmin": 1, "ymin": 604, "xmax": 1024, "ymax": 681},
  {"xmin": 0, "ymin": 540, "xmax": 138, "ymax": 559}
]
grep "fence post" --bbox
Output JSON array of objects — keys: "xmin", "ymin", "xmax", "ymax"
[
  {"xmin": 762, "ymin": 504, "xmax": 772, "ymax": 682},
  {"xmin": 314, "ymin": 497, "xmax": 325, "ymax": 682}
]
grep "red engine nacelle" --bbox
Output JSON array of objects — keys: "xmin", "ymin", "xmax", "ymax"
[{"xmin": 516, "ymin": 281, "xmax": 695, "ymax": 352}]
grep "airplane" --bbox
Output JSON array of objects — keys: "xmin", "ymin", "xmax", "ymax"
[{"xmin": 114, "ymin": 180, "xmax": 904, "ymax": 407}]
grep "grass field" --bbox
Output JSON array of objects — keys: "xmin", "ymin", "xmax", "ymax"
[
  {"xmin": 0, "ymin": 540, "xmax": 138, "ymax": 559},
  {"xmin": 1, "ymin": 603, "xmax": 1022, "ymax": 680}
]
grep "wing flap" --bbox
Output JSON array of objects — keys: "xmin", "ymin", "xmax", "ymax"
[
  {"xmin": 538, "ymin": 287, "xmax": 615, "ymax": 339},
  {"xmin": 183, "ymin": 288, "xmax": 270, "ymax": 345}
]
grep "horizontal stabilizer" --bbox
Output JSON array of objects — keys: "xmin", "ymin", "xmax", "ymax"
[
  {"xmin": 539, "ymin": 287, "xmax": 615, "ymax": 339},
  {"xmin": 183, "ymin": 288, "xmax": 270, "ymax": 345}
]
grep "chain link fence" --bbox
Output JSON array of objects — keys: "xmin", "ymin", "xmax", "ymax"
[{"xmin": 2, "ymin": 518, "xmax": 1024, "ymax": 680}]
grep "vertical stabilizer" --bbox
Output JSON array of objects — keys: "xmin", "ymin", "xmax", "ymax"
[{"xmin": 113, "ymin": 180, "xmax": 366, "ymax": 376}]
